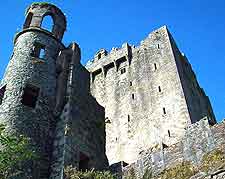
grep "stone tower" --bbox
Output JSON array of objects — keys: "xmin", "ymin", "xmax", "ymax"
[
  {"xmin": 86, "ymin": 26, "xmax": 216, "ymax": 165},
  {"xmin": 0, "ymin": 3, "xmax": 66, "ymax": 178}
]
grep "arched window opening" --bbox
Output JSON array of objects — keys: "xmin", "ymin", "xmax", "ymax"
[
  {"xmin": 41, "ymin": 15, "xmax": 54, "ymax": 32},
  {"xmin": 24, "ymin": 12, "xmax": 33, "ymax": 29}
]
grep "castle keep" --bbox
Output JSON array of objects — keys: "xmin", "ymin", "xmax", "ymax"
[
  {"xmin": 0, "ymin": 2, "xmax": 218, "ymax": 179},
  {"xmin": 86, "ymin": 26, "xmax": 216, "ymax": 165}
]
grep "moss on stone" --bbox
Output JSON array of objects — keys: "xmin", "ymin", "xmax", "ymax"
[
  {"xmin": 159, "ymin": 161, "xmax": 196, "ymax": 179},
  {"xmin": 142, "ymin": 168, "xmax": 153, "ymax": 179},
  {"xmin": 124, "ymin": 167, "xmax": 136, "ymax": 179},
  {"xmin": 200, "ymin": 149, "xmax": 225, "ymax": 173}
]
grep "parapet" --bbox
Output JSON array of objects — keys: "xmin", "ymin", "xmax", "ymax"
[
  {"xmin": 23, "ymin": 2, "xmax": 66, "ymax": 41},
  {"xmin": 86, "ymin": 42, "xmax": 133, "ymax": 79}
]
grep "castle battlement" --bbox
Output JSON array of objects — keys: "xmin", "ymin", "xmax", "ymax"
[
  {"xmin": 0, "ymin": 3, "xmax": 217, "ymax": 178},
  {"xmin": 86, "ymin": 26, "xmax": 169, "ymax": 73}
]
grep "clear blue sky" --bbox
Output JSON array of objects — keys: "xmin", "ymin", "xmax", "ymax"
[{"xmin": 0, "ymin": 0, "xmax": 224, "ymax": 121}]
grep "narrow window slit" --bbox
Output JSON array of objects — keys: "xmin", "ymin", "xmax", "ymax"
[
  {"xmin": 158, "ymin": 86, "xmax": 161, "ymax": 92},
  {"xmin": 154, "ymin": 63, "xmax": 157, "ymax": 70},
  {"xmin": 163, "ymin": 107, "xmax": 166, "ymax": 115},
  {"xmin": 132, "ymin": 94, "xmax": 135, "ymax": 100},
  {"xmin": 168, "ymin": 130, "xmax": 171, "ymax": 137}
]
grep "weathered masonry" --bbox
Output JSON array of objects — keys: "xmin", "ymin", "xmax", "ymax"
[
  {"xmin": 0, "ymin": 2, "xmax": 217, "ymax": 179},
  {"xmin": 0, "ymin": 3, "xmax": 108, "ymax": 179},
  {"xmin": 86, "ymin": 26, "xmax": 216, "ymax": 165}
]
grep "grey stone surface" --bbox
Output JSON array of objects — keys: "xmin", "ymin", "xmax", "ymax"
[
  {"xmin": 120, "ymin": 118, "xmax": 225, "ymax": 179},
  {"xmin": 0, "ymin": 2, "xmax": 218, "ymax": 179},
  {"xmin": 86, "ymin": 26, "xmax": 216, "ymax": 165}
]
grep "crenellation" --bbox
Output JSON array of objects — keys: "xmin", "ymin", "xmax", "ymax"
[{"xmin": 0, "ymin": 3, "xmax": 218, "ymax": 179}]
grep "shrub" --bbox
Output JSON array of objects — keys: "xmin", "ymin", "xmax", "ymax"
[{"xmin": 64, "ymin": 166, "xmax": 115, "ymax": 179}]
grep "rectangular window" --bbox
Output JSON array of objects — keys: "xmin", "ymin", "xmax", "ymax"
[
  {"xmin": 130, "ymin": 81, "xmax": 132, "ymax": 86},
  {"xmin": 154, "ymin": 63, "xmax": 157, "ymax": 70},
  {"xmin": 120, "ymin": 68, "xmax": 126, "ymax": 74},
  {"xmin": 79, "ymin": 152, "xmax": 90, "ymax": 171},
  {"xmin": 31, "ymin": 42, "xmax": 46, "ymax": 59},
  {"xmin": 0, "ymin": 85, "xmax": 6, "ymax": 105},
  {"xmin": 128, "ymin": 115, "xmax": 130, "ymax": 122},
  {"xmin": 21, "ymin": 84, "xmax": 40, "ymax": 108},
  {"xmin": 132, "ymin": 93, "xmax": 135, "ymax": 100},
  {"xmin": 163, "ymin": 107, "xmax": 166, "ymax": 114}
]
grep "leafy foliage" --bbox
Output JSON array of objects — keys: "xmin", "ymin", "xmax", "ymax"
[
  {"xmin": 0, "ymin": 124, "xmax": 36, "ymax": 179},
  {"xmin": 64, "ymin": 166, "xmax": 115, "ymax": 179}
]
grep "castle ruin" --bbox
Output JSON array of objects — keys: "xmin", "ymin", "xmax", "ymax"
[{"xmin": 0, "ymin": 2, "xmax": 218, "ymax": 179}]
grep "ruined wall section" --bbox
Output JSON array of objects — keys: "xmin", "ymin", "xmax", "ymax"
[
  {"xmin": 121, "ymin": 118, "xmax": 225, "ymax": 179},
  {"xmin": 51, "ymin": 45, "xmax": 108, "ymax": 178},
  {"xmin": 86, "ymin": 26, "xmax": 192, "ymax": 165},
  {"xmin": 168, "ymin": 33, "xmax": 216, "ymax": 124},
  {"xmin": 64, "ymin": 61, "xmax": 108, "ymax": 170}
]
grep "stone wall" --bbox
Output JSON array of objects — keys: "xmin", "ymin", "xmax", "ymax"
[
  {"xmin": 50, "ymin": 44, "xmax": 108, "ymax": 179},
  {"xmin": 120, "ymin": 118, "xmax": 225, "ymax": 178},
  {"xmin": 86, "ymin": 26, "xmax": 216, "ymax": 165}
]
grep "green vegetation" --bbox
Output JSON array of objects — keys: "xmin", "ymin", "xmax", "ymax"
[
  {"xmin": 124, "ymin": 167, "xmax": 136, "ymax": 179},
  {"xmin": 159, "ymin": 161, "xmax": 196, "ymax": 179},
  {"xmin": 0, "ymin": 124, "xmax": 36, "ymax": 179},
  {"xmin": 64, "ymin": 166, "xmax": 116, "ymax": 179},
  {"xmin": 200, "ymin": 149, "xmax": 225, "ymax": 173},
  {"xmin": 142, "ymin": 168, "xmax": 153, "ymax": 179}
]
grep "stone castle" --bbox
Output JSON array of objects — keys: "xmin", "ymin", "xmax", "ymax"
[{"xmin": 0, "ymin": 2, "xmax": 223, "ymax": 179}]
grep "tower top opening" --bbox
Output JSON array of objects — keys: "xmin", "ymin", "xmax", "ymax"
[{"xmin": 23, "ymin": 2, "xmax": 67, "ymax": 41}]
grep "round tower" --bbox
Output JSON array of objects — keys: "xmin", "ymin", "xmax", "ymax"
[{"xmin": 0, "ymin": 3, "xmax": 66, "ymax": 178}]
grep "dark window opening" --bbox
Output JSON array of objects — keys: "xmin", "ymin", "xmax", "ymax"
[
  {"xmin": 41, "ymin": 15, "xmax": 54, "ymax": 32},
  {"xmin": 132, "ymin": 93, "xmax": 135, "ymax": 100},
  {"xmin": 117, "ymin": 56, "xmax": 127, "ymax": 69},
  {"xmin": 98, "ymin": 53, "xmax": 101, "ymax": 59},
  {"xmin": 21, "ymin": 84, "xmax": 40, "ymax": 108},
  {"xmin": 128, "ymin": 115, "xmax": 130, "ymax": 122},
  {"xmin": 157, "ymin": 44, "xmax": 160, "ymax": 49},
  {"xmin": 92, "ymin": 69, "xmax": 102, "ymax": 82},
  {"xmin": 122, "ymin": 161, "xmax": 129, "ymax": 167},
  {"xmin": 0, "ymin": 85, "xmax": 6, "ymax": 105},
  {"xmin": 158, "ymin": 86, "xmax": 161, "ymax": 92},
  {"xmin": 162, "ymin": 143, "xmax": 168, "ymax": 149},
  {"xmin": 104, "ymin": 62, "xmax": 115, "ymax": 77},
  {"xmin": 130, "ymin": 81, "xmax": 132, "ymax": 86},
  {"xmin": 79, "ymin": 152, "xmax": 90, "ymax": 171},
  {"xmin": 163, "ymin": 107, "xmax": 166, "ymax": 115},
  {"xmin": 120, "ymin": 68, "xmax": 126, "ymax": 74},
  {"xmin": 168, "ymin": 130, "xmax": 171, "ymax": 137},
  {"xmin": 154, "ymin": 63, "xmax": 157, "ymax": 70},
  {"xmin": 31, "ymin": 43, "xmax": 46, "ymax": 60}
]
